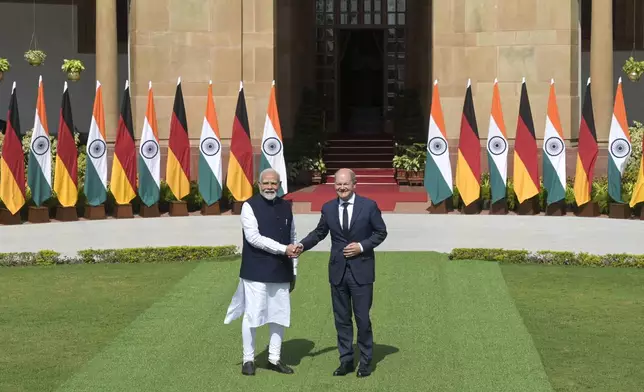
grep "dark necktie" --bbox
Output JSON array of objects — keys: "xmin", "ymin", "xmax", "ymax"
[{"xmin": 342, "ymin": 202, "xmax": 350, "ymax": 238}]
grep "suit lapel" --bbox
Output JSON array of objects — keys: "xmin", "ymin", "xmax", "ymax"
[
  {"xmin": 330, "ymin": 201, "xmax": 343, "ymax": 237},
  {"xmin": 349, "ymin": 195, "xmax": 363, "ymax": 233}
]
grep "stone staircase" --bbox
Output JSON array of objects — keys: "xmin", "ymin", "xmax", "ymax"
[{"xmin": 323, "ymin": 134, "xmax": 396, "ymax": 185}]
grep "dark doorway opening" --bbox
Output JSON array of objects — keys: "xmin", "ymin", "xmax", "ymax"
[{"xmin": 338, "ymin": 29, "xmax": 385, "ymax": 135}]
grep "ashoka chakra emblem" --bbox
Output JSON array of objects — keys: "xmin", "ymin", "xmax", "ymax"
[
  {"xmin": 544, "ymin": 137, "xmax": 565, "ymax": 157},
  {"xmin": 262, "ymin": 137, "xmax": 282, "ymax": 156},
  {"xmin": 427, "ymin": 137, "xmax": 448, "ymax": 156},
  {"xmin": 610, "ymin": 138, "xmax": 631, "ymax": 159},
  {"xmin": 487, "ymin": 136, "xmax": 507, "ymax": 156},
  {"xmin": 88, "ymin": 140, "xmax": 107, "ymax": 159},
  {"xmin": 200, "ymin": 137, "xmax": 221, "ymax": 157},
  {"xmin": 141, "ymin": 140, "xmax": 159, "ymax": 160},
  {"xmin": 32, "ymin": 136, "xmax": 50, "ymax": 156}
]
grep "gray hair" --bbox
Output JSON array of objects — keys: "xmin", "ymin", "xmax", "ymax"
[{"xmin": 259, "ymin": 168, "xmax": 280, "ymax": 183}]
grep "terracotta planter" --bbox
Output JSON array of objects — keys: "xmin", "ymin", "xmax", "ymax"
[
  {"xmin": 407, "ymin": 170, "xmax": 424, "ymax": 186},
  {"xmin": 395, "ymin": 168, "xmax": 407, "ymax": 184},
  {"xmin": 67, "ymin": 71, "xmax": 81, "ymax": 82},
  {"xmin": 311, "ymin": 170, "xmax": 322, "ymax": 185}
]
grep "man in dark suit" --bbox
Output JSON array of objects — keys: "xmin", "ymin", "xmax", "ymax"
[{"xmin": 296, "ymin": 168, "xmax": 387, "ymax": 378}]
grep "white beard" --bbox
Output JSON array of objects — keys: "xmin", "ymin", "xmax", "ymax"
[{"xmin": 261, "ymin": 191, "xmax": 277, "ymax": 201}]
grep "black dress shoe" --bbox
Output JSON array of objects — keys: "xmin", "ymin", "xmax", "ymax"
[
  {"xmin": 267, "ymin": 361, "xmax": 294, "ymax": 374},
  {"xmin": 241, "ymin": 361, "xmax": 255, "ymax": 376},
  {"xmin": 356, "ymin": 363, "xmax": 371, "ymax": 378},
  {"xmin": 333, "ymin": 361, "xmax": 355, "ymax": 376}
]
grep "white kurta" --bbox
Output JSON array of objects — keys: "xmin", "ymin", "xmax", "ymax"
[{"xmin": 224, "ymin": 200, "xmax": 298, "ymax": 328}]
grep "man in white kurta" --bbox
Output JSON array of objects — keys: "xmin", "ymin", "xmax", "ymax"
[{"xmin": 224, "ymin": 168, "xmax": 300, "ymax": 376}]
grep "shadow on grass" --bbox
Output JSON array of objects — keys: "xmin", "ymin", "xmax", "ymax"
[{"xmin": 250, "ymin": 339, "xmax": 399, "ymax": 373}]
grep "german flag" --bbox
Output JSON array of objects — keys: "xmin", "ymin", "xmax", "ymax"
[
  {"xmin": 513, "ymin": 79, "xmax": 539, "ymax": 204},
  {"xmin": 0, "ymin": 82, "xmax": 26, "ymax": 215},
  {"xmin": 53, "ymin": 82, "xmax": 78, "ymax": 208},
  {"xmin": 110, "ymin": 81, "xmax": 137, "ymax": 205},
  {"xmin": 226, "ymin": 82, "xmax": 253, "ymax": 202},
  {"xmin": 573, "ymin": 78, "xmax": 599, "ymax": 206},
  {"xmin": 166, "ymin": 77, "xmax": 190, "ymax": 200},
  {"xmin": 454, "ymin": 79, "xmax": 480, "ymax": 207}
]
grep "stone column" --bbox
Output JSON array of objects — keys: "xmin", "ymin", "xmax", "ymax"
[
  {"xmin": 590, "ymin": 0, "xmax": 613, "ymax": 143},
  {"xmin": 95, "ymin": 0, "xmax": 118, "ymax": 141}
]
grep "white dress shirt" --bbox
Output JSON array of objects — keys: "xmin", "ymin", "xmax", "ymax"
[
  {"xmin": 240, "ymin": 201, "xmax": 298, "ymax": 275},
  {"xmin": 338, "ymin": 193, "xmax": 363, "ymax": 252}
]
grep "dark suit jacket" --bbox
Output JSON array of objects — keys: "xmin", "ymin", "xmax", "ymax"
[{"xmin": 300, "ymin": 194, "xmax": 387, "ymax": 285}]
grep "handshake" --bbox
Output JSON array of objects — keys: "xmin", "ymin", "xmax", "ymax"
[{"xmin": 286, "ymin": 243, "xmax": 304, "ymax": 258}]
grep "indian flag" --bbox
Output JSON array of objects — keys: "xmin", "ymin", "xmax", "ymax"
[
  {"xmin": 138, "ymin": 81, "xmax": 161, "ymax": 207},
  {"xmin": 607, "ymin": 77, "xmax": 632, "ymax": 203},
  {"xmin": 84, "ymin": 81, "xmax": 108, "ymax": 206},
  {"xmin": 486, "ymin": 79, "xmax": 508, "ymax": 203},
  {"xmin": 424, "ymin": 80, "xmax": 453, "ymax": 204},
  {"xmin": 542, "ymin": 79, "xmax": 566, "ymax": 205},
  {"xmin": 198, "ymin": 80, "xmax": 223, "ymax": 206},
  {"xmin": 259, "ymin": 80, "xmax": 288, "ymax": 195},
  {"xmin": 27, "ymin": 76, "xmax": 52, "ymax": 207}
]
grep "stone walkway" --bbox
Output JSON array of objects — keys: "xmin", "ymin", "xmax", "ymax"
[{"xmin": 1, "ymin": 213, "xmax": 642, "ymax": 256}]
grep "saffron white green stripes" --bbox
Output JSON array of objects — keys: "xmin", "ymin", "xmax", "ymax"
[
  {"xmin": 608, "ymin": 77, "xmax": 632, "ymax": 203},
  {"xmin": 259, "ymin": 80, "xmax": 288, "ymax": 196},
  {"xmin": 27, "ymin": 75, "xmax": 52, "ymax": 206},
  {"xmin": 198, "ymin": 81, "xmax": 223, "ymax": 206},
  {"xmin": 84, "ymin": 81, "xmax": 108, "ymax": 206},
  {"xmin": 138, "ymin": 81, "xmax": 161, "ymax": 207}
]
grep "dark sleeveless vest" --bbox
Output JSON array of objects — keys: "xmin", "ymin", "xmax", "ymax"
[{"xmin": 240, "ymin": 194, "xmax": 294, "ymax": 283}]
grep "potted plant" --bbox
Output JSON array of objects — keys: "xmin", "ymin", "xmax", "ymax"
[
  {"xmin": 0, "ymin": 58, "xmax": 10, "ymax": 82},
  {"xmin": 61, "ymin": 59, "xmax": 85, "ymax": 82},
  {"xmin": 623, "ymin": 56, "xmax": 644, "ymax": 82},
  {"xmin": 24, "ymin": 50, "xmax": 46, "ymax": 66},
  {"xmin": 309, "ymin": 158, "xmax": 327, "ymax": 185},
  {"xmin": 393, "ymin": 154, "xmax": 409, "ymax": 184}
]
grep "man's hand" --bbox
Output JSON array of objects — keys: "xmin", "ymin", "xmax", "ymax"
[
  {"xmin": 343, "ymin": 242, "xmax": 362, "ymax": 258},
  {"xmin": 289, "ymin": 277, "xmax": 296, "ymax": 293},
  {"xmin": 286, "ymin": 244, "xmax": 300, "ymax": 258}
]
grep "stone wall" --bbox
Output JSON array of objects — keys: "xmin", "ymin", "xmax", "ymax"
[{"xmin": 432, "ymin": 0, "xmax": 580, "ymax": 144}]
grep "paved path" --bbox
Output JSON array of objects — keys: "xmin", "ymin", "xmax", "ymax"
[{"xmin": 1, "ymin": 214, "xmax": 642, "ymax": 256}]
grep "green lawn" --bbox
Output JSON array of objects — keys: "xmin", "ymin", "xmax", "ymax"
[{"xmin": 1, "ymin": 253, "xmax": 643, "ymax": 391}]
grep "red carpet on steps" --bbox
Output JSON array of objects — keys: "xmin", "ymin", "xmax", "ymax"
[{"xmin": 285, "ymin": 184, "xmax": 427, "ymax": 211}]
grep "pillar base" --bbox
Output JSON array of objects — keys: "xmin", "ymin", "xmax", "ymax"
[
  {"xmin": 608, "ymin": 203, "xmax": 631, "ymax": 219},
  {"xmin": 85, "ymin": 205, "xmax": 106, "ymax": 220},
  {"xmin": 169, "ymin": 201, "xmax": 189, "ymax": 217},
  {"xmin": 201, "ymin": 201, "xmax": 221, "ymax": 216},
  {"xmin": 545, "ymin": 201, "xmax": 566, "ymax": 216},
  {"xmin": 575, "ymin": 202, "xmax": 600, "ymax": 218},
  {"xmin": 28, "ymin": 206, "xmax": 50, "ymax": 223},
  {"xmin": 140, "ymin": 204, "xmax": 160, "ymax": 218},
  {"xmin": 114, "ymin": 204, "xmax": 134, "ymax": 219},
  {"xmin": 427, "ymin": 200, "xmax": 449, "ymax": 214},
  {"xmin": 56, "ymin": 206, "xmax": 78, "ymax": 222},
  {"xmin": 460, "ymin": 200, "xmax": 481, "ymax": 215},
  {"xmin": 1, "ymin": 208, "xmax": 22, "ymax": 225},
  {"xmin": 231, "ymin": 201, "xmax": 243, "ymax": 215},
  {"xmin": 489, "ymin": 199, "xmax": 508, "ymax": 215},
  {"xmin": 517, "ymin": 197, "xmax": 540, "ymax": 215}
]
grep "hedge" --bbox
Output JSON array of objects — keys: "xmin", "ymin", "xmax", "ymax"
[
  {"xmin": 448, "ymin": 248, "xmax": 644, "ymax": 268},
  {"xmin": 0, "ymin": 245, "xmax": 239, "ymax": 267}
]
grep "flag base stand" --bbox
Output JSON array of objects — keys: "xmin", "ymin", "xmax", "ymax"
[
  {"xmin": 231, "ymin": 202, "xmax": 243, "ymax": 215},
  {"xmin": 489, "ymin": 199, "xmax": 508, "ymax": 215},
  {"xmin": 201, "ymin": 202, "xmax": 221, "ymax": 215},
  {"xmin": 56, "ymin": 206, "xmax": 78, "ymax": 222},
  {"xmin": 169, "ymin": 201, "xmax": 188, "ymax": 217},
  {"xmin": 140, "ymin": 204, "xmax": 160, "ymax": 218},
  {"xmin": 0, "ymin": 208, "xmax": 22, "ymax": 225},
  {"xmin": 460, "ymin": 200, "xmax": 481, "ymax": 215},
  {"xmin": 545, "ymin": 201, "xmax": 566, "ymax": 216},
  {"xmin": 426, "ymin": 200, "xmax": 449, "ymax": 214},
  {"xmin": 28, "ymin": 206, "xmax": 50, "ymax": 223},
  {"xmin": 575, "ymin": 202, "xmax": 600, "ymax": 217},
  {"xmin": 609, "ymin": 203, "xmax": 631, "ymax": 219},
  {"xmin": 85, "ymin": 205, "xmax": 106, "ymax": 220},
  {"xmin": 114, "ymin": 204, "xmax": 134, "ymax": 219},
  {"xmin": 517, "ymin": 197, "xmax": 540, "ymax": 215}
]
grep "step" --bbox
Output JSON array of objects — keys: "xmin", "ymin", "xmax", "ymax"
[
  {"xmin": 325, "ymin": 140, "xmax": 394, "ymax": 148},
  {"xmin": 324, "ymin": 153, "xmax": 394, "ymax": 162},
  {"xmin": 325, "ymin": 176, "xmax": 396, "ymax": 184},
  {"xmin": 325, "ymin": 146, "xmax": 394, "ymax": 154},
  {"xmin": 327, "ymin": 168, "xmax": 394, "ymax": 176},
  {"xmin": 326, "ymin": 161, "xmax": 393, "ymax": 169}
]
